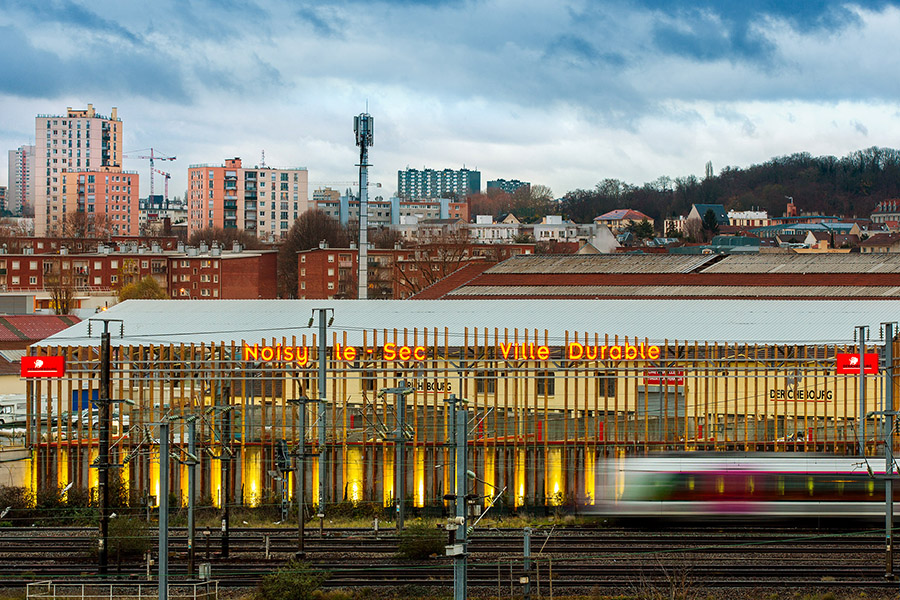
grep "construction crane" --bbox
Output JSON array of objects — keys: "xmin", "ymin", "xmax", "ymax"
[
  {"xmin": 124, "ymin": 148, "xmax": 176, "ymax": 198},
  {"xmin": 152, "ymin": 168, "xmax": 171, "ymax": 202}
]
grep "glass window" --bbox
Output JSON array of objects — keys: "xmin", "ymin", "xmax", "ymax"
[
  {"xmin": 536, "ymin": 371, "xmax": 555, "ymax": 396},
  {"xmin": 475, "ymin": 371, "xmax": 497, "ymax": 395},
  {"xmin": 597, "ymin": 371, "xmax": 616, "ymax": 397}
]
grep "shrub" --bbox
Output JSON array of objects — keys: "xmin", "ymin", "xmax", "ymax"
[
  {"xmin": 256, "ymin": 559, "xmax": 329, "ymax": 600},
  {"xmin": 0, "ymin": 486, "xmax": 34, "ymax": 526},
  {"xmin": 108, "ymin": 516, "xmax": 153, "ymax": 559},
  {"xmin": 396, "ymin": 524, "xmax": 445, "ymax": 560}
]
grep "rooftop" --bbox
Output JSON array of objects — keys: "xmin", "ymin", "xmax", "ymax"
[{"xmin": 34, "ymin": 298, "xmax": 900, "ymax": 347}]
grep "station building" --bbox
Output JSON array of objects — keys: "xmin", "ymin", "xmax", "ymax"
[{"xmin": 25, "ymin": 298, "xmax": 900, "ymax": 511}]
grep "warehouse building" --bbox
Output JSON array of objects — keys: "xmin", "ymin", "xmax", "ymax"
[{"xmin": 26, "ymin": 298, "xmax": 899, "ymax": 511}]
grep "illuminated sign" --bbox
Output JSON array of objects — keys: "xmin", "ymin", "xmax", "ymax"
[
  {"xmin": 21, "ymin": 356, "xmax": 65, "ymax": 378},
  {"xmin": 644, "ymin": 370, "xmax": 685, "ymax": 386},
  {"xmin": 566, "ymin": 342, "xmax": 660, "ymax": 361},
  {"xmin": 242, "ymin": 344, "xmax": 310, "ymax": 366},
  {"xmin": 836, "ymin": 353, "xmax": 879, "ymax": 375},
  {"xmin": 334, "ymin": 343, "xmax": 428, "ymax": 361},
  {"xmin": 243, "ymin": 341, "xmax": 663, "ymax": 365}
]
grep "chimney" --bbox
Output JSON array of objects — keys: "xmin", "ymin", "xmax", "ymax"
[
  {"xmin": 199, "ymin": 242, "xmax": 209, "ymax": 253},
  {"xmin": 232, "ymin": 241, "xmax": 242, "ymax": 253}
]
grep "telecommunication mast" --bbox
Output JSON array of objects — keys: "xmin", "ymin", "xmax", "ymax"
[{"xmin": 354, "ymin": 113, "xmax": 373, "ymax": 300}]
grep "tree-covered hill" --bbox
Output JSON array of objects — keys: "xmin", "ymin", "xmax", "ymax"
[{"xmin": 559, "ymin": 146, "xmax": 900, "ymax": 225}]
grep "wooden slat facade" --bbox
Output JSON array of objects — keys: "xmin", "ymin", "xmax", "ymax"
[{"xmin": 25, "ymin": 329, "xmax": 899, "ymax": 509}]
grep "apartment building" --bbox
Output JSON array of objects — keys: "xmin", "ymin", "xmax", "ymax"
[
  {"xmin": 312, "ymin": 192, "xmax": 468, "ymax": 226},
  {"xmin": 188, "ymin": 157, "xmax": 309, "ymax": 239},
  {"xmin": 60, "ymin": 169, "xmax": 139, "ymax": 235},
  {"xmin": 34, "ymin": 105, "xmax": 126, "ymax": 236},
  {"xmin": 7, "ymin": 145, "xmax": 34, "ymax": 216},
  {"xmin": 397, "ymin": 167, "xmax": 480, "ymax": 200},
  {"xmin": 0, "ymin": 243, "xmax": 277, "ymax": 303},
  {"xmin": 168, "ymin": 245, "xmax": 277, "ymax": 299},
  {"xmin": 486, "ymin": 178, "xmax": 529, "ymax": 194}
]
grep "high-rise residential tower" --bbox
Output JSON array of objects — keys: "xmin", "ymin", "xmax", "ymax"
[
  {"xmin": 397, "ymin": 167, "xmax": 480, "ymax": 200},
  {"xmin": 486, "ymin": 178, "xmax": 530, "ymax": 195},
  {"xmin": 8, "ymin": 145, "xmax": 35, "ymax": 216},
  {"xmin": 187, "ymin": 157, "xmax": 309, "ymax": 239},
  {"xmin": 34, "ymin": 104, "xmax": 127, "ymax": 236}
]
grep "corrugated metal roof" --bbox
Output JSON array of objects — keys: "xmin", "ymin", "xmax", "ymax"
[
  {"xmin": 444, "ymin": 285, "xmax": 900, "ymax": 298},
  {"xmin": 32, "ymin": 298, "xmax": 900, "ymax": 347},
  {"xmin": 703, "ymin": 254, "xmax": 900, "ymax": 273},
  {"xmin": 486, "ymin": 253, "xmax": 900, "ymax": 275},
  {"xmin": 486, "ymin": 254, "xmax": 705, "ymax": 274},
  {"xmin": 0, "ymin": 349, "xmax": 26, "ymax": 362}
]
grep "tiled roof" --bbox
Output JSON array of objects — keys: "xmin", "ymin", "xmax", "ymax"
[
  {"xmin": 860, "ymin": 233, "xmax": 900, "ymax": 247},
  {"xmin": 409, "ymin": 261, "xmax": 495, "ymax": 300},
  {"xmin": 594, "ymin": 209, "xmax": 652, "ymax": 222},
  {"xmin": 420, "ymin": 253, "xmax": 900, "ymax": 299},
  {"xmin": 0, "ymin": 315, "xmax": 80, "ymax": 343}
]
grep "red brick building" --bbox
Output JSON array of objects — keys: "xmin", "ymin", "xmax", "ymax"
[
  {"xmin": 0, "ymin": 243, "xmax": 277, "ymax": 306},
  {"xmin": 0, "ymin": 236, "xmax": 180, "ymax": 254},
  {"xmin": 297, "ymin": 243, "xmax": 533, "ymax": 299},
  {"xmin": 169, "ymin": 248, "xmax": 277, "ymax": 299}
]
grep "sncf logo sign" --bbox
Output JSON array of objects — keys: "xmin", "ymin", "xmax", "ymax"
[
  {"xmin": 836, "ymin": 352, "xmax": 879, "ymax": 375},
  {"xmin": 21, "ymin": 356, "xmax": 66, "ymax": 378}
]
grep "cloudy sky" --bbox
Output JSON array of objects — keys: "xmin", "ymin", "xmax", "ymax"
[{"xmin": 2, "ymin": 0, "xmax": 900, "ymax": 200}]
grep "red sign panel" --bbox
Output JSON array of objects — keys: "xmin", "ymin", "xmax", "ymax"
[
  {"xmin": 21, "ymin": 356, "xmax": 65, "ymax": 378},
  {"xmin": 644, "ymin": 370, "xmax": 685, "ymax": 386},
  {"xmin": 836, "ymin": 353, "xmax": 879, "ymax": 375}
]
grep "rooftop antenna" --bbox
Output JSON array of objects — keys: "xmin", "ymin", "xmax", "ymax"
[
  {"xmin": 354, "ymin": 111, "xmax": 374, "ymax": 299},
  {"xmin": 261, "ymin": 150, "xmax": 266, "ymax": 169}
]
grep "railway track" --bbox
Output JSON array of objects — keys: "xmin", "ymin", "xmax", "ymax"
[{"xmin": 2, "ymin": 526, "xmax": 899, "ymax": 591}]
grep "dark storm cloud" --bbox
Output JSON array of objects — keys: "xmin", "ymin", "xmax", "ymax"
[
  {"xmin": 635, "ymin": 0, "xmax": 896, "ymax": 31},
  {"xmin": 0, "ymin": 24, "xmax": 189, "ymax": 101},
  {"xmin": 651, "ymin": 11, "xmax": 775, "ymax": 63},
  {"xmin": 0, "ymin": 0, "xmax": 141, "ymax": 42},
  {"xmin": 294, "ymin": 4, "xmax": 346, "ymax": 37},
  {"xmin": 639, "ymin": 0, "xmax": 899, "ymax": 63}
]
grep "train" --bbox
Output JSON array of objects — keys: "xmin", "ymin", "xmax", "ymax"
[{"xmin": 592, "ymin": 453, "xmax": 896, "ymax": 520}]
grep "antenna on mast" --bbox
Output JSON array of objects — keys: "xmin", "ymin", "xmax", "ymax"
[
  {"xmin": 261, "ymin": 150, "xmax": 266, "ymax": 169},
  {"xmin": 354, "ymin": 112, "xmax": 374, "ymax": 300}
]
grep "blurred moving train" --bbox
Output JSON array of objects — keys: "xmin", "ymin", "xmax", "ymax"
[{"xmin": 593, "ymin": 453, "xmax": 895, "ymax": 520}]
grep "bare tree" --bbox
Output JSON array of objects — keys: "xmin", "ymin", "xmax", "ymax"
[
  {"xmin": 683, "ymin": 218, "xmax": 703, "ymax": 242},
  {"xmin": 188, "ymin": 227, "xmax": 263, "ymax": 250},
  {"xmin": 370, "ymin": 226, "xmax": 403, "ymax": 249},
  {"xmin": 0, "ymin": 218, "xmax": 29, "ymax": 250},
  {"xmin": 394, "ymin": 227, "xmax": 473, "ymax": 298},
  {"xmin": 57, "ymin": 212, "xmax": 113, "ymax": 239},
  {"xmin": 44, "ymin": 264, "xmax": 75, "ymax": 315},
  {"xmin": 278, "ymin": 210, "xmax": 350, "ymax": 298}
]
